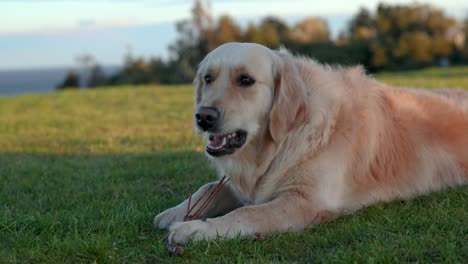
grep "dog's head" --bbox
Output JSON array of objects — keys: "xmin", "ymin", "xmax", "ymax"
[{"xmin": 194, "ymin": 42, "xmax": 309, "ymax": 158}]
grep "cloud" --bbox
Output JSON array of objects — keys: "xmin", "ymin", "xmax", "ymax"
[
  {"xmin": 78, "ymin": 19, "xmax": 97, "ymax": 28},
  {"xmin": 0, "ymin": 17, "xmax": 143, "ymax": 37}
]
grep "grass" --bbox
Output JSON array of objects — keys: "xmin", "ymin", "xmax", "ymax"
[
  {"xmin": 1, "ymin": 67, "xmax": 467, "ymax": 263},
  {"xmin": 377, "ymin": 66, "xmax": 468, "ymax": 89}
]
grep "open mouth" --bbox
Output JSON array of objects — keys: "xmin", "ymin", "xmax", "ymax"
[{"xmin": 206, "ymin": 130, "xmax": 247, "ymax": 157}]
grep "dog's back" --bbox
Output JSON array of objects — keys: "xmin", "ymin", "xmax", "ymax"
[
  {"xmin": 433, "ymin": 89, "xmax": 468, "ymax": 114},
  {"xmin": 353, "ymin": 84, "xmax": 468, "ymax": 203},
  {"xmin": 320, "ymin": 75, "xmax": 468, "ymax": 211}
]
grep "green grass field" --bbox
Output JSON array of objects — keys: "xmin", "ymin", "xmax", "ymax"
[{"xmin": 1, "ymin": 67, "xmax": 467, "ymax": 263}]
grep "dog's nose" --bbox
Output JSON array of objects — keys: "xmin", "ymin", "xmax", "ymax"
[{"xmin": 195, "ymin": 107, "xmax": 219, "ymax": 131}]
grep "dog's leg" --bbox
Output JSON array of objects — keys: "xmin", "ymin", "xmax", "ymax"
[
  {"xmin": 168, "ymin": 187, "xmax": 330, "ymax": 244},
  {"xmin": 154, "ymin": 181, "xmax": 243, "ymax": 229}
]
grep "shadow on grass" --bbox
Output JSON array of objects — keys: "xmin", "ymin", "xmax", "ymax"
[{"xmin": 0, "ymin": 151, "xmax": 466, "ymax": 262}]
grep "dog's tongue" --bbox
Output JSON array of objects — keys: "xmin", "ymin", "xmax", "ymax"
[{"xmin": 209, "ymin": 135, "xmax": 225, "ymax": 148}]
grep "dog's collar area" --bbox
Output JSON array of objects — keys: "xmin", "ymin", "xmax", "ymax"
[{"xmin": 206, "ymin": 130, "xmax": 247, "ymax": 157}]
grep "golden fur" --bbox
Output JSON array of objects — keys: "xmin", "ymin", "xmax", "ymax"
[{"xmin": 154, "ymin": 42, "xmax": 468, "ymax": 244}]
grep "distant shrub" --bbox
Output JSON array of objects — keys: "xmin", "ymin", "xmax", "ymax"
[{"xmin": 57, "ymin": 70, "xmax": 80, "ymax": 90}]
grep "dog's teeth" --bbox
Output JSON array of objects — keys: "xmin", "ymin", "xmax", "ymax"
[{"xmin": 222, "ymin": 137, "xmax": 226, "ymax": 146}]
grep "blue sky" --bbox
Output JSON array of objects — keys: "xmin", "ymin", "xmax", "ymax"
[{"xmin": 0, "ymin": 0, "xmax": 466, "ymax": 70}]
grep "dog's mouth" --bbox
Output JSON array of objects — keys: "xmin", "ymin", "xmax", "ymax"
[{"xmin": 206, "ymin": 130, "xmax": 247, "ymax": 157}]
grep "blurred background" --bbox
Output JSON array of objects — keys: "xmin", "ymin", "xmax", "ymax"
[{"xmin": 0, "ymin": 0, "xmax": 467, "ymax": 96}]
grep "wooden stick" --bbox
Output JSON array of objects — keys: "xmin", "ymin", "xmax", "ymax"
[
  {"xmin": 183, "ymin": 175, "xmax": 229, "ymax": 221},
  {"xmin": 186, "ymin": 184, "xmax": 192, "ymax": 216},
  {"xmin": 170, "ymin": 176, "xmax": 230, "ymax": 256},
  {"xmin": 190, "ymin": 176, "xmax": 229, "ymax": 220},
  {"xmin": 187, "ymin": 185, "xmax": 212, "ymax": 213}
]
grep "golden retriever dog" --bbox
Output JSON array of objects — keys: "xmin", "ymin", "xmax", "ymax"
[{"xmin": 154, "ymin": 42, "xmax": 468, "ymax": 244}]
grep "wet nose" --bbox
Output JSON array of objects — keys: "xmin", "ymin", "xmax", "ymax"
[{"xmin": 195, "ymin": 107, "xmax": 220, "ymax": 131}]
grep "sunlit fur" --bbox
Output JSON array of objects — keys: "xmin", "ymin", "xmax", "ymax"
[{"xmin": 154, "ymin": 42, "xmax": 468, "ymax": 244}]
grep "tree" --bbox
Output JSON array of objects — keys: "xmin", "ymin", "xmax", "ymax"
[
  {"xmin": 206, "ymin": 15, "xmax": 242, "ymax": 50},
  {"xmin": 79, "ymin": 1, "xmax": 467, "ymax": 87},
  {"xmin": 168, "ymin": 0, "xmax": 213, "ymax": 83},
  {"xmin": 76, "ymin": 53, "xmax": 95, "ymax": 87},
  {"xmin": 57, "ymin": 70, "xmax": 80, "ymax": 90},
  {"xmin": 462, "ymin": 19, "xmax": 468, "ymax": 60},
  {"xmin": 261, "ymin": 16, "xmax": 289, "ymax": 38},
  {"xmin": 349, "ymin": 8, "xmax": 376, "ymax": 41},
  {"xmin": 369, "ymin": 41, "xmax": 388, "ymax": 68},
  {"xmin": 88, "ymin": 64, "xmax": 107, "ymax": 88},
  {"xmin": 289, "ymin": 17, "xmax": 329, "ymax": 43},
  {"xmin": 256, "ymin": 16, "xmax": 289, "ymax": 48},
  {"xmin": 346, "ymin": 3, "xmax": 461, "ymax": 70},
  {"xmin": 394, "ymin": 31, "xmax": 433, "ymax": 65},
  {"xmin": 243, "ymin": 23, "xmax": 264, "ymax": 43}
]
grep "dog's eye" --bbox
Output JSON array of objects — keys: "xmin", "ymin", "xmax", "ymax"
[
  {"xmin": 237, "ymin": 74, "xmax": 255, "ymax": 87},
  {"xmin": 204, "ymin": 74, "xmax": 213, "ymax": 84}
]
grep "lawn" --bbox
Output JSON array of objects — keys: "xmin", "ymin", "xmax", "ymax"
[{"xmin": 1, "ymin": 67, "xmax": 467, "ymax": 263}]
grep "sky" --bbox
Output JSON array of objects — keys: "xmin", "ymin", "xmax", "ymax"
[{"xmin": 0, "ymin": 0, "xmax": 467, "ymax": 70}]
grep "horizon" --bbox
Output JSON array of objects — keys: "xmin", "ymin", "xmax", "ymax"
[{"xmin": 1, "ymin": 0, "xmax": 467, "ymax": 71}]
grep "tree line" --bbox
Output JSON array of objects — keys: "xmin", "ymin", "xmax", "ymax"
[{"xmin": 58, "ymin": 1, "xmax": 468, "ymax": 89}]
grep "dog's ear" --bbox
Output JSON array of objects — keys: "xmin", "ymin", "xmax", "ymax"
[
  {"xmin": 193, "ymin": 59, "xmax": 208, "ymax": 133},
  {"xmin": 269, "ymin": 57, "xmax": 309, "ymax": 143},
  {"xmin": 194, "ymin": 73, "xmax": 202, "ymax": 104},
  {"xmin": 194, "ymin": 55, "xmax": 210, "ymax": 105}
]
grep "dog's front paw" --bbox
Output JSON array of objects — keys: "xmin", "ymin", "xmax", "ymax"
[
  {"xmin": 153, "ymin": 206, "xmax": 186, "ymax": 229},
  {"xmin": 168, "ymin": 220, "xmax": 215, "ymax": 244}
]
